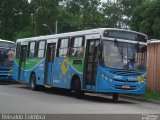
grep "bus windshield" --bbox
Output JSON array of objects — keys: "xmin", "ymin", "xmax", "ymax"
[
  {"xmin": 0, "ymin": 42, "xmax": 15, "ymax": 67},
  {"xmin": 102, "ymin": 40, "xmax": 147, "ymax": 70}
]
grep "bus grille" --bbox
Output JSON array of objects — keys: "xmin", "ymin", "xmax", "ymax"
[
  {"xmin": 113, "ymin": 79, "xmax": 137, "ymax": 83},
  {"xmin": 110, "ymin": 69, "xmax": 143, "ymax": 76},
  {"xmin": 0, "ymin": 75, "xmax": 8, "ymax": 77}
]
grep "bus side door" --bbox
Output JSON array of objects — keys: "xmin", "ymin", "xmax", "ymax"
[
  {"xmin": 44, "ymin": 42, "xmax": 56, "ymax": 85},
  {"xmin": 83, "ymin": 34, "xmax": 100, "ymax": 90},
  {"xmin": 18, "ymin": 45, "xmax": 27, "ymax": 81}
]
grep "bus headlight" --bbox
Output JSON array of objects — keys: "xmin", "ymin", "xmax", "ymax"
[
  {"xmin": 101, "ymin": 73, "xmax": 108, "ymax": 80},
  {"xmin": 142, "ymin": 74, "xmax": 146, "ymax": 79},
  {"xmin": 100, "ymin": 72, "xmax": 112, "ymax": 82},
  {"xmin": 105, "ymin": 76, "xmax": 108, "ymax": 80},
  {"xmin": 101, "ymin": 73, "xmax": 105, "ymax": 78},
  {"xmin": 105, "ymin": 76, "xmax": 112, "ymax": 82},
  {"xmin": 137, "ymin": 76, "xmax": 144, "ymax": 82},
  {"xmin": 109, "ymin": 78, "xmax": 112, "ymax": 82},
  {"xmin": 9, "ymin": 69, "xmax": 13, "ymax": 73}
]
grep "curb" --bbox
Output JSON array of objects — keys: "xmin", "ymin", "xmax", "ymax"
[{"xmin": 120, "ymin": 94, "xmax": 160, "ymax": 105}]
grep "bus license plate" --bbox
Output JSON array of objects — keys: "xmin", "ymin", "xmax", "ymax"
[{"xmin": 122, "ymin": 85, "xmax": 130, "ymax": 89}]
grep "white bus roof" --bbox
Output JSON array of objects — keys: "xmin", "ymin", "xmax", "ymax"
[
  {"xmin": 147, "ymin": 39, "xmax": 160, "ymax": 44},
  {"xmin": 0, "ymin": 39, "xmax": 15, "ymax": 44},
  {"xmin": 16, "ymin": 28, "xmax": 148, "ymax": 42}
]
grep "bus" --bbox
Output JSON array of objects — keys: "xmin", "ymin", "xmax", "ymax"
[
  {"xmin": 0, "ymin": 39, "xmax": 15, "ymax": 81},
  {"xmin": 13, "ymin": 28, "xmax": 147, "ymax": 101}
]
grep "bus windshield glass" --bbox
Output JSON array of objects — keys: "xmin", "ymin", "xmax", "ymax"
[
  {"xmin": 0, "ymin": 42, "xmax": 15, "ymax": 67},
  {"xmin": 102, "ymin": 40, "xmax": 147, "ymax": 70}
]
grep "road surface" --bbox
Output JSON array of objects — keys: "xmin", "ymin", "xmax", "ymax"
[{"xmin": 0, "ymin": 82, "xmax": 160, "ymax": 114}]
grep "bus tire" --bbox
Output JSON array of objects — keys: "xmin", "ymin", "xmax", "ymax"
[
  {"xmin": 30, "ymin": 74, "xmax": 38, "ymax": 91},
  {"xmin": 73, "ymin": 78, "xmax": 83, "ymax": 99},
  {"xmin": 112, "ymin": 93, "xmax": 119, "ymax": 102}
]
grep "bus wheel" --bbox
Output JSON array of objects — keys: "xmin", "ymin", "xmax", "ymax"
[
  {"xmin": 30, "ymin": 74, "xmax": 37, "ymax": 91},
  {"xmin": 112, "ymin": 93, "xmax": 119, "ymax": 102},
  {"xmin": 73, "ymin": 78, "xmax": 83, "ymax": 99}
]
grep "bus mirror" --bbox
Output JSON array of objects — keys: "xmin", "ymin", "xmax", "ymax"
[
  {"xmin": 99, "ymin": 41, "xmax": 103, "ymax": 51},
  {"xmin": 114, "ymin": 39, "xmax": 117, "ymax": 43},
  {"xmin": 98, "ymin": 41, "xmax": 103, "ymax": 60},
  {"xmin": 141, "ymin": 46, "xmax": 146, "ymax": 52},
  {"xmin": 135, "ymin": 42, "xmax": 139, "ymax": 51}
]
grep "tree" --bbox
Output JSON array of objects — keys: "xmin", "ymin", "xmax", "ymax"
[
  {"xmin": 120, "ymin": 0, "xmax": 145, "ymax": 29},
  {"xmin": 64, "ymin": 0, "xmax": 104, "ymax": 30},
  {"xmin": 0, "ymin": 0, "xmax": 31, "ymax": 41},
  {"xmin": 130, "ymin": 0, "xmax": 160, "ymax": 39},
  {"xmin": 57, "ymin": 7, "xmax": 83, "ymax": 33},
  {"xmin": 103, "ymin": 1, "xmax": 123, "ymax": 28},
  {"xmin": 29, "ymin": 0, "xmax": 60, "ymax": 35}
]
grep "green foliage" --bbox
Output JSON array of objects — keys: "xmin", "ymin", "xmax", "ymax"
[
  {"xmin": 103, "ymin": 1, "xmax": 123, "ymax": 28},
  {"xmin": 1, "ymin": 0, "xmax": 160, "ymax": 41},
  {"xmin": 0, "ymin": 0, "xmax": 31, "ymax": 41},
  {"xmin": 144, "ymin": 90, "xmax": 160, "ymax": 101},
  {"xmin": 14, "ymin": 26, "xmax": 34, "ymax": 40},
  {"xmin": 30, "ymin": 0, "xmax": 60, "ymax": 35},
  {"xmin": 134, "ymin": 90, "xmax": 160, "ymax": 101},
  {"xmin": 57, "ymin": 7, "xmax": 83, "ymax": 33},
  {"xmin": 131, "ymin": 0, "xmax": 160, "ymax": 39},
  {"xmin": 64, "ymin": 0, "xmax": 104, "ymax": 29}
]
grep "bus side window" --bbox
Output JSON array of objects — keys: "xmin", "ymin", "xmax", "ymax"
[
  {"xmin": 37, "ymin": 41, "xmax": 46, "ymax": 58},
  {"xmin": 28, "ymin": 42, "xmax": 36, "ymax": 58},
  {"xmin": 70, "ymin": 36, "xmax": 85, "ymax": 57},
  {"xmin": 57, "ymin": 38, "xmax": 69, "ymax": 57}
]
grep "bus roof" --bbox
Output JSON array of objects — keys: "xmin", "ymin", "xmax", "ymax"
[
  {"xmin": 16, "ymin": 28, "xmax": 148, "ymax": 42},
  {"xmin": 147, "ymin": 39, "xmax": 160, "ymax": 44},
  {"xmin": 0, "ymin": 39, "xmax": 15, "ymax": 44}
]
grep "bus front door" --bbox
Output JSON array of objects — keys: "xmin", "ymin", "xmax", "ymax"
[
  {"xmin": 44, "ymin": 43, "xmax": 56, "ymax": 85},
  {"xmin": 18, "ymin": 45, "xmax": 27, "ymax": 81},
  {"xmin": 84, "ymin": 39, "xmax": 99, "ymax": 90}
]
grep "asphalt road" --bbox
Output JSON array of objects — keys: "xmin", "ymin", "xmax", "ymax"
[{"xmin": 0, "ymin": 82, "xmax": 160, "ymax": 114}]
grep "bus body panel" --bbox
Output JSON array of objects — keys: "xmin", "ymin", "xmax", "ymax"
[
  {"xmin": 14, "ymin": 57, "xmax": 84, "ymax": 89},
  {"xmin": 14, "ymin": 58, "xmax": 45, "ymax": 85},
  {"xmin": 50, "ymin": 58, "xmax": 83, "ymax": 89}
]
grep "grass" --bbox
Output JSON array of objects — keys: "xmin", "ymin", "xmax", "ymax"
[{"xmin": 134, "ymin": 90, "xmax": 160, "ymax": 101}]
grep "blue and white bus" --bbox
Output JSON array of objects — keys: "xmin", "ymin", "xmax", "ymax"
[
  {"xmin": 13, "ymin": 28, "xmax": 147, "ymax": 101},
  {"xmin": 0, "ymin": 39, "xmax": 15, "ymax": 81}
]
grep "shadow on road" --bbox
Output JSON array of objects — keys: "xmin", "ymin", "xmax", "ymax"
[
  {"xmin": 17, "ymin": 84, "xmax": 135, "ymax": 104},
  {"xmin": 0, "ymin": 80, "xmax": 18, "ymax": 85}
]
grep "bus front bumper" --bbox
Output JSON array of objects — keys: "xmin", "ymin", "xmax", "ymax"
[
  {"xmin": 0, "ymin": 73, "xmax": 13, "ymax": 80},
  {"xmin": 96, "ymin": 76, "xmax": 146, "ymax": 95}
]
